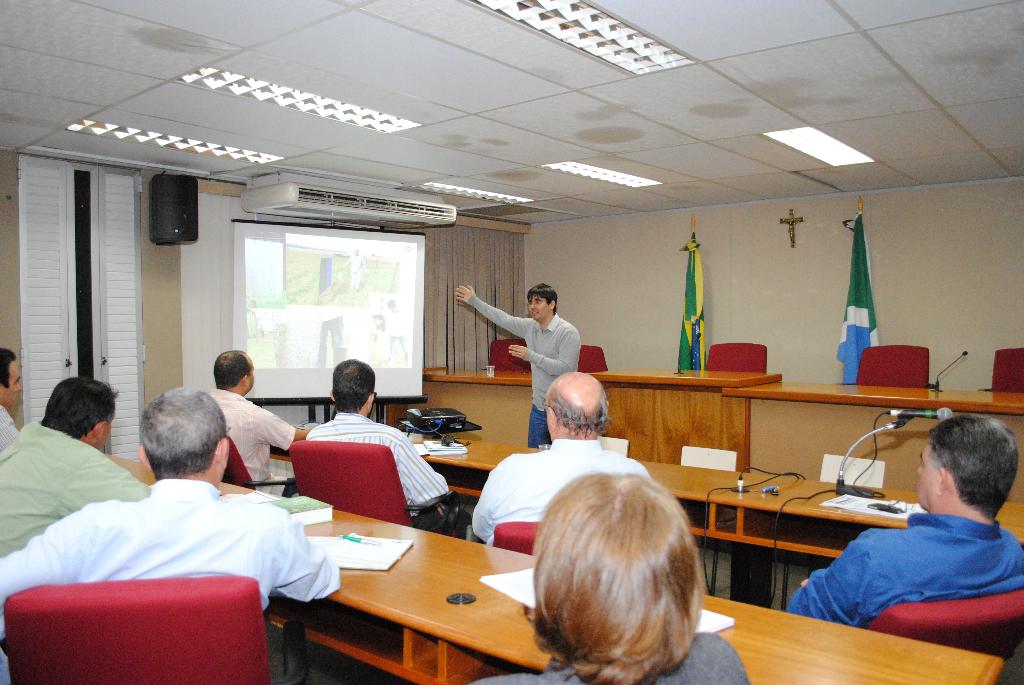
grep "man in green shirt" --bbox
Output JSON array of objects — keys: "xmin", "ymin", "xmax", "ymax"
[{"xmin": 0, "ymin": 377, "xmax": 149, "ymax": 557}]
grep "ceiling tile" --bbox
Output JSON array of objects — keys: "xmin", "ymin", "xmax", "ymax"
[
  {"xmin": 258, "ymin": 11, "xmax": 566, "ymax": 113},
  {"xmin": 870, "ymin": 3, "xmax": 1024, "ymax": 106},
  {"xmin": 403, "ymin": 116, "xmax": 594, "ymax": 165},
  {"xmin": 363, "ymin": 0, "xmax": 626, "ymax": 90},
  {"xmin": 594, "ymin": 0, "xmax": 855, "ymax": 61},
  {"xmin": 416, "ymin": 175, "xmax": 560, "ymax": 201},
  {"xmin": 35, "ymin": 130, "xmax": 253, "ymax": 173},
  {"xmin": 947, "ymin": 97, "xmax": 1024, "ymax": 149},
  {"xmin": 93, "ymin": 107, "xmax": 309, "ymax": 160},
  {"xmin": 0, "ymin": 121, "xmax": 55, "ymax": 148},
  {"xmin": 484, "ymin": 92, "xmax": 690, "ymax": 153},
  {"xmin": 571, "ymin": 188, "xmax": 689, "ymax": 212},
  {"xmin": 801, "ymin": 163, "xmax": 915, "ymax": 191},
  {"xmin": 887, "ymin": 151, "xmax": 1007, "ymax": 183},
  {"xmin": 0, "ymin": 89, "xmax": 99, "ymax": 131},
  {"xmin": 991, "ymin": 146, "xmax": 1024, "ymax": 175},
  {"xmin": 491, "ymin": 208, "xmax": 577, "ymax": 224},
  {"xmin": 323, "ymin": 133, "xmax": 518, "ymax": 176},
  {"xmin": 647, "ymin": 180, "xmax": 759, "ymax": 205},
  {"xmin": 833, "ymin": 0, "xmax": 1007, "ymax": 29},
  {"xmin": 821, "ymin": 110, "xmax": 979, "ymax": 160},
  {"xmin": 0, "ymin": 0, "xmax": 237, "ymax": 79},
  {"xmin": 719, "ymin": 172, "xmax": 835, "ymax": 198},
  {"xmin": 218, "ymin": 50, "xmax": 463, "ymax": 126},
  {"xmin": 713, "ymin": 134, "xmax": 827, "ymax": 171},
  {"xmin": 585, "ymin": 65, "xmax": 802, "ymax": 140},
  {"xmin": 274, "ymin": 152, "xmax": 439, "ymax": 183},
  {"xmin": 572, "ymin": 156, "xmax": 697, "ymax": 184},
  {"xmin": 83, "ymin": 0, "xmax": 344, "ymax": 46},
  {"xmin": 477, "ymin": 167, "xmax": 615, "ymax": 195},
  {"xmin": 622, "ymin": 143, "xmax": 778, "ymax": 179},
  {"xmin": 529, "ymin": 197, "xmax": 635, "ymax": 217},
  {"xmin": 712, "ymin": 33, "xmax": 934, "ymax": 124},
  {"xmin": 0, "ymin": 46, "xmax": 161, "ymax": 107},
  {"xmin": 115, "ymin": 83, "xmax": 375, "ymax": 152}
]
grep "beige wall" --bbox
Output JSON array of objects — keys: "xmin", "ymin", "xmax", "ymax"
[
  {"xmin": 0, "ymin": 150, "xmax": 20, "ymax": 422},
  {"xmin": 525, "ymin": 179, "xmax": 1024, "ymax": 390},
  {"xmin": 0, "ymin": 154, "xmax": 183, "ymax": 413},
  {"xmin": 139, "ymin": 170, "xmax": 183, "ymax": 401}
]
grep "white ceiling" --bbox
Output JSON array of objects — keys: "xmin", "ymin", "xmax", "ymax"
[{"xmin": 2, "ymin": 0, "xmax": 1022, "ymax": 224}]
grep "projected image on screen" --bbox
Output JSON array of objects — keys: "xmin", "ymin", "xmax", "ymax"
[{"xmin": 244, "ymin": 233, "xmax": 417, "ymax": 370}]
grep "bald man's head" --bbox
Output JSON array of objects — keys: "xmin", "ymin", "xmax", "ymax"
[{"xmin": 545, "ymin": 372, "xmax": 609, "ymax": 440}]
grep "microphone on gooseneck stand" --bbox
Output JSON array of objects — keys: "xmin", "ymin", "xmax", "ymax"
[
  {"xmin": 835, "ymin": 408, "xmax": 954, "ymax": 498},
  {"xmin": 926, "ymin": 351, "xmax": 968, "ymax": 392}
]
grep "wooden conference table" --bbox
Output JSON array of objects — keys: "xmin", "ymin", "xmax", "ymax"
[
  {"xmin": 421, "ymin": 369, "xmax": 1024, "ymax": 501},
  {"xmin": 429, "ymin": 441, "xmax": 1024, "ymax": 604},
  {"xmin": 108, "ymin": 458, "xmax": 1006, "ymax": 685}
]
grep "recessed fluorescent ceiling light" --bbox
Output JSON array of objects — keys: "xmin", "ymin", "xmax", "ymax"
[
  {"xmin": 543, "ymin": 161, "xmax": 661, "ymax": 188},
  {"xmin": 179, "ymin": 68, "xmax": 420, "ymax": 134},
  {"xmin": 421, "ymin": 182, "xmax": 533, "ymax": 204},
  {"xmin": 764, "ymin": 127, "xmax": 873, "ymax": 166},
  {"xmin": 471, "ymin": 0, "xmax": 690, "ymax": 74},
  {"xmin": 66, "ymin": 120, "xmax": 283, "ymax": 164}
]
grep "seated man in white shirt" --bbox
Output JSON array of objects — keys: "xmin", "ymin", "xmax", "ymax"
[
  {"xmin": 209, "ymin": 350, "xmax": 308, "ymax": 493},
  {"xmin": 307, "ymin": 359, "xmax": 456, "ymax": 532},
  {"xmin": 472, "ymin": 372, "xmax": 649, "ymax": 545},
  {"xmin": 0, "ymin": 388, "xmax": 339, "ymax": 650},
  {"xmin": 0, "ymin": 348, "xmax": 21, "ymax": 452}
]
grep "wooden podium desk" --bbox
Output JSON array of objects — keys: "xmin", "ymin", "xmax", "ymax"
[
  {"xmin": 424, "ymin": 369, "xmax": 781, "ymax": 468},
  {"xmin": 110, "ymin": 457, "xmax": 1004, "ymax": 685},
  {"xmin": 724, "ymin": 383, "xmax": 1024, "ymax": 502}
]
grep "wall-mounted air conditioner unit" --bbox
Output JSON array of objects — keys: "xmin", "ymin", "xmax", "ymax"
[{"xmin": 240, "ymin": 180, "xmax": 456, "ymax": 226}]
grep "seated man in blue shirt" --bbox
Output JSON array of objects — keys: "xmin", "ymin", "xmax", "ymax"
[{"xmin": 788, "ymin": 414, "xmax": 1024, "ymax": 627}]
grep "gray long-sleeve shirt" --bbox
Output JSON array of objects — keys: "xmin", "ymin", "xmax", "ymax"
[{"xmin": 467, "ymin": 295, "xmax": 581, "ymax": 408}]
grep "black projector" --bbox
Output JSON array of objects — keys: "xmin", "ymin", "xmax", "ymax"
[{"xmin": 406, "ymin": 408, "xmax": 469, "ymax": 432}]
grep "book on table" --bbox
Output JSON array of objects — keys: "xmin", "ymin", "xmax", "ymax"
[
  {"xmin": 220, "ymin": 491, "xmax": 333, "ymax": 526},
  {"xmin": 268, "ymin": 495, "xmax": 334, "ymax": 525},
  {"xmin": 308, "ymin": 534, "xmax": 414, "ymax": 571}
]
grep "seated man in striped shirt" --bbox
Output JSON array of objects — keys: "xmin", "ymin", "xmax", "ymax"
[{"xmin": 307, "ymin": 359, "xmax": 453, "ymax": 531}]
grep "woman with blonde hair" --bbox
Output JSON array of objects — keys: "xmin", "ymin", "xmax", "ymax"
[{"xmin": 476, "ymin": 474, "xmax": 748, "ymax": 685}]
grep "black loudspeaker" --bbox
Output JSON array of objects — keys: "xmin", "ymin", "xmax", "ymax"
[{"xmin": 149, "ymin": 174, "xmax": 198, "ymax": 244}]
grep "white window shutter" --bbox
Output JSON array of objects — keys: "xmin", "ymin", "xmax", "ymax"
[
  {"xmin": 18, "ymin": 156, "xmax": 73, "ymax": 423},
  {"xmin": 98, "ymin": 171, "xmax": 143, "ymax": 456}
]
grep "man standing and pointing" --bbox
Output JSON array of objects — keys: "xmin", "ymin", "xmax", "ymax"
[{"xmin": 456, "ymin": 283, "xmax": 580, "ymax": 447}]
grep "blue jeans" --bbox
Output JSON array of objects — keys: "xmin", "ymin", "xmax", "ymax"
[{"xmin": 528, "ymin": 405, "xmax": 550, "ymax": 448}]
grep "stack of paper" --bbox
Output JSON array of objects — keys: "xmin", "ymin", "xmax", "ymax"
[
  {"xmin": 820, "ymin": 494, "xmax": 924, "ymax": 520},
  {"xmin": 423, "ymin": 440, "xmax": 468, "ymax": 455},
  {"xmin": 308, "ymin": 534, "xmax": 414, "ymax": 570},
  {"xmin": 480, "ymin": 568, "xmax": 735, "ymax": 633}
]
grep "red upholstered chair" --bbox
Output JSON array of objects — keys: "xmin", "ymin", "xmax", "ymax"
[
  {"xmin": 4, "ymin": 576, "xmax": 307, "ymax": 685},
  {"xmin": 856, "ymin": 345, "xmax": 930, "ymax": 388},
  {"xmin": 706, "ymin": 343, "xmax": 768, "ymax": 373},
  {"xmin": 992, "ymin": 348, "xmax": 1024, "ymax": 393},
  {"xmin": 868, "ymin": 588, "xmax": 1024, "ymax": 659},
  {"xmin": 223, "ymin": 437, "xmax": 294, "ymax": 491},
  {"xmin": 289, "ymin": 441, "xmax": 457, "ymax": 532},
  {"xmin": 489, "ymin": 338, "xmax": 531, "ymax": 373},
  {"xmin": 290, "ymin": 441, "xmax": 412, "ymax": 525},
  {"xmin": 493, "ymin": 522, "xmax": 540, "ymax": 555},
  {"xmin": 578, "ymin": 345, "xmax": 609, "ymax": 373}
]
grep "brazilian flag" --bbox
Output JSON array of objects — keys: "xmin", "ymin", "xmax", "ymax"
[{"xmin": 678, "ymin": 232, "xmax": 705, "ymax": 371}]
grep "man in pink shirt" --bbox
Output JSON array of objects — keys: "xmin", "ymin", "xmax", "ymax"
[{"xmin": 209, "ymin": 351, "xmax": 308, "ymax": 493}]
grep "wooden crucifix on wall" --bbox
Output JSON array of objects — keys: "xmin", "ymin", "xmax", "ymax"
[{"xmin": 779, "ymin": 208, "xmax": 804, "ymax": 248}]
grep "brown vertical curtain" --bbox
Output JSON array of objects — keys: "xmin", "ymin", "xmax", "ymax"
[{"xmin": 422, "ymin": 224, "xmax": 525, "ymax": 371}]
